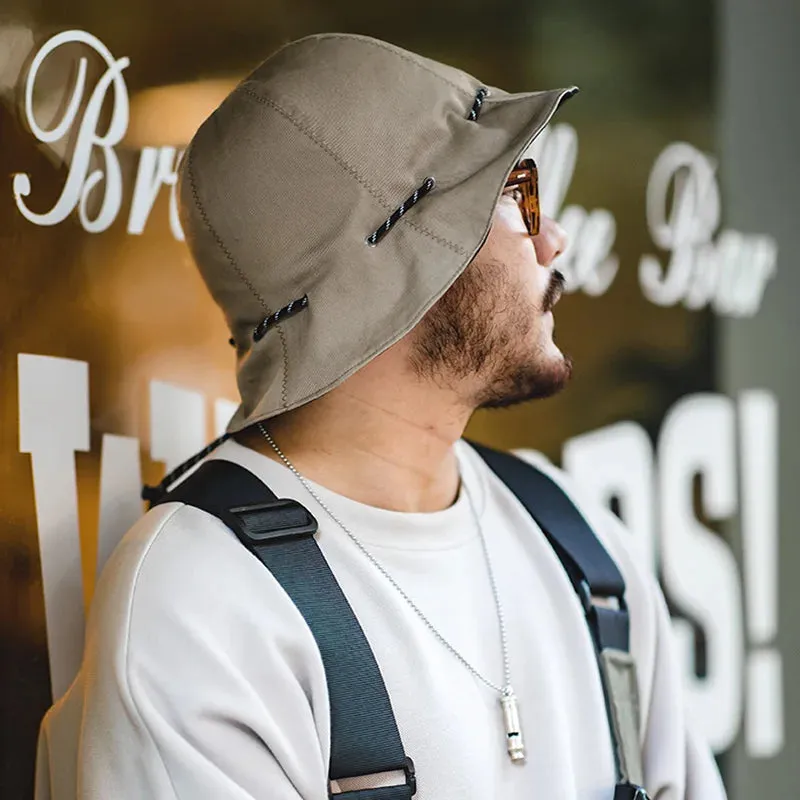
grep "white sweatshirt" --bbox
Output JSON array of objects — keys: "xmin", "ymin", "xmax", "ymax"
[{"xmin": 35, "ymin": 439, "xmax": 727, "ymax": 800}]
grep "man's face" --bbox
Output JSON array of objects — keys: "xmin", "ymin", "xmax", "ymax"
[{"xmin": 410, "ymin": 187, "xmax": 572, "ymax": 409}]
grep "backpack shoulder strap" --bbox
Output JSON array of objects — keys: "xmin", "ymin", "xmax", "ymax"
[
  {"xmin": 468, "ymin": 442, "xmax": 627, "ymax": 638},
  {"xmin": 469, "ymin": 441, "xmax": 647, "ymax": 796},
  {"xmin": 154, "ymin": 459, "xmax": 416, "ymax": 800}
]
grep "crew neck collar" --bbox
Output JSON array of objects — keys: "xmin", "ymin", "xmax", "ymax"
[{"xmin": 209, "ymin": 438, "xmax": 488, "ymax": 551}]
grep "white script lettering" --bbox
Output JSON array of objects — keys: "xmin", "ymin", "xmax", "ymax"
[
  {"xmin": 639, "ymin": 143, "xmax": 777, "ymax": 315},
  {"xmin": 13, "ymin": 30, "xmax": 184, "ymax": 239}
]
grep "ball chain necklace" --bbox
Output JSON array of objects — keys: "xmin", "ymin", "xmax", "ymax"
[{"xmin": 258, "ymin": 423, "xmax": 526, "ymax": 763}]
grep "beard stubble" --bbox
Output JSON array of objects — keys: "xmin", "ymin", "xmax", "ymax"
[{"xmin": 410, "ymin": 257, "xmax": 573, "ymax": 409}]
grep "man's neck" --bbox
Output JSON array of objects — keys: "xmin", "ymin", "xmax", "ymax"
[{"xmin": 235, "ymin": 357, "xmax": 472, "ymax": 513}]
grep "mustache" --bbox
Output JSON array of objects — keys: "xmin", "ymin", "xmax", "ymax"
[{"xmin": 541, "ymin": 269, "xmax": 566, "ymax": 313}]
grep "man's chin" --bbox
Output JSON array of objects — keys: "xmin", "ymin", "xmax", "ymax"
[{"xmin": 475, "ymin": 354, "xmax": 573, "ymax": 410}]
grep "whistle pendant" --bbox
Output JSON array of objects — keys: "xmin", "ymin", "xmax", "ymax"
[{"xmin": 500, "ymin": 691, "xmax": 526, "ymax": 762}]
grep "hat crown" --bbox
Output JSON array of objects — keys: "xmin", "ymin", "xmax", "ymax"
[{"xmin": 247, "ymin": 33, "xmax": 480, "ymax": 109}]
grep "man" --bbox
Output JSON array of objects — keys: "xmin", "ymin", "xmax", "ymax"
[{"xmin": 35, "ymin": 33, "xmax": 726, "ymax": 799}]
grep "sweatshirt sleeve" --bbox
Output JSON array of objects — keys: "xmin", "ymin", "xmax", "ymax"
[
  {"xmin": 640, "ymin": 570, "xmax": 728, "ymax": 800},
  {"xmin": 65, "ymin": 503, "xmax": 333, "ymax": 800}
]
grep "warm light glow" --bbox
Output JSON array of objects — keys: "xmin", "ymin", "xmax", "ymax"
[{"xmin": 124, "ymin": 78, "xmax": 239, "ymax": 147}]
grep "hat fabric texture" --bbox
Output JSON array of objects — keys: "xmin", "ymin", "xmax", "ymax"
[{"xmin": 179, "ymin": 32, "xmax": 576, "ymax": 433}]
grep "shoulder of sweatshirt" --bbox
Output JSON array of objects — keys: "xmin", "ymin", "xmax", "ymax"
[
  {"xmin": 39, "ymin": 502, "xmax": 335, "ymax": 800},
  {"xmin": 86, "ymin": 501, "xmax": 327, "ymax": 692}
]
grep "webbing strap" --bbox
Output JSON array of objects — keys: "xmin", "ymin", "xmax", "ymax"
[
  {"xmin": 470, "ymin": 443, "xmax": 626, "ymax": 599},
  {"xmin": 470, "ymin": 442, "xmax": 645, "ymax": 789},
  {"xmin": 157, "ymin": 459, "xmax": 414, "ymax": 799}
]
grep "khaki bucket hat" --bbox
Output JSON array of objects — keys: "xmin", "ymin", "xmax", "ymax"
[{"xmin": 179, "ymin": 32, "xmax": 577, "ymax": 433}]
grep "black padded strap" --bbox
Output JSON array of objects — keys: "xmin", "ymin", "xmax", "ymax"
[
  {"xmin": 157, "ymin": 459, "xmax": 414, "ymax": 799},
  {"xmin": 469, "ymin": 444, "xmax": 625, "ymax": 596},
  {"xmin": 469, "ymin": 442, "xmax": 629, "ymax": 650}
]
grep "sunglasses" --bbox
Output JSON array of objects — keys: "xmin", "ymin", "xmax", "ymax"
[{"xmin": 503, "ymin": 158, "xmax": 540, "ymax": 237}]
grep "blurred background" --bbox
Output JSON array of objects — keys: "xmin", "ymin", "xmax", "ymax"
[{"xmin": 1, "ymin": 0, "xmax": 797, "ymax": 796}]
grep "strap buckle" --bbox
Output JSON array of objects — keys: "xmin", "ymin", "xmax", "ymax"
[
  {"xmin": 229, "ymin": 499, "xmax": 318, "ymax": 543},
  {"xmin": 329, "ymin": 758, "xmax": 416, "ymax": 799},
  {"xmin": 403, "ymin": 756, "xmax": 417, "ymax": 795},
  {"xmin": 613, "ymin": 782, "xmax": 649, "ymax": 800},
  {"xmin": 578, "ymin": 579, "xmax": 625, "ymax": 614}
]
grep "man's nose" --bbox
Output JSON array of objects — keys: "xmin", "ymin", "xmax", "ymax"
[{"xmin": 533, "ymin": 215, "xmax": 568, "ymax": 267}]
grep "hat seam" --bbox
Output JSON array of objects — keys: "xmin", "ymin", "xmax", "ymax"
[
  {"xmin": 185, "ymin": 144, "xmax": 291, "ymax": 409},
  {"xmin": 239, "ymin": 87, "xmax": 468, "ymax": 256},
  {"xmin": 482, "ymin": 90, "xmax": 562, "ymax": 106},
  {"xmin": 185, "ymin": 145, "xmax": 271, "ymax": 314},
  {"xmin": 276, "ymin": 323, "xmax": 289, "ymax": 409},
  {"xmin": 307, "ymin": 33, "xmax": 476, "ymax": 99}
]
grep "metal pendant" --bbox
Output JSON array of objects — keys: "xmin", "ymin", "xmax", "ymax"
[{"xmin": 500, "ymin": 690, "xmax": 526, "ymax": 762}]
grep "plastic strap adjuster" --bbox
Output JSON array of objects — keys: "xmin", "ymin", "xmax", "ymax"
[
  {"xmin": 229, "ymin": 499, "xmax": 318, "ymax": 543},
  {"xmin": 613, "ymin": 782, "xmax": 650, "ymax": 800},
  {"xmin": 578, "ymin": 580, "xmax": 629, "ymax": 652},
  {"xmin": 403, "ymin": 756, "xmax": 416, "ymax": 795}
]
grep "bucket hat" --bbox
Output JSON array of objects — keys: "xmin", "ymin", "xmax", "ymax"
[{"xmin": 178, "ymin": 32, "xmax": 577, "ymax": 432}]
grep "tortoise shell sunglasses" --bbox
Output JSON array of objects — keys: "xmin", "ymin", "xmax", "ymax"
[{"xmin": 503, "ymin": 158, "xmax": 540, "ymax": 237}]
